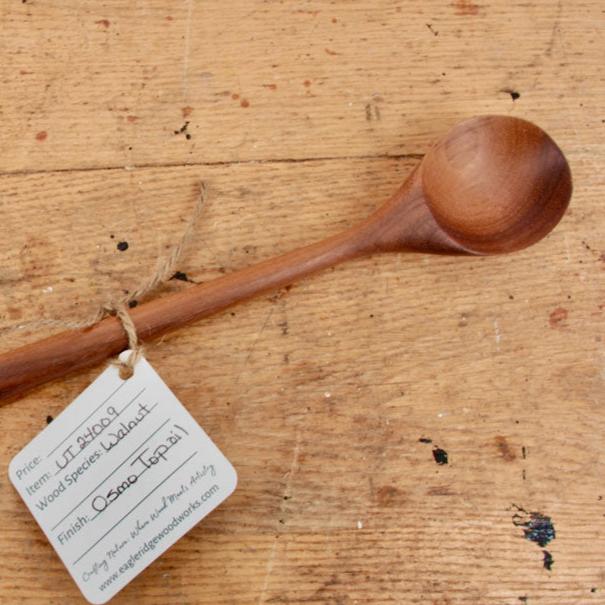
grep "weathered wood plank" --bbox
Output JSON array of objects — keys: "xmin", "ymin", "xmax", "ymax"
[
  {"xmin": 1, "ymin": 1, "xmax": 602, "ymax": 173},
  {"xmin": 1, "ymin": 0, "xmax": 604, "ymax": 603},
  {"xmin": 0, "ymin": 149, "xmax": 604, "ymax": 603}
]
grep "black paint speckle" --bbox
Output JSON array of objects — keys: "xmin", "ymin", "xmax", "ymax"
[
  {"xmin": 432, "ymin": 447, "xmax": 448, "ymax": 465},
  {"xmin": 128, "ymin": 300, "xmax": 138, "ymax": 309},
  {"xmin": 419, "ymin": 437, "xmax": 432, "ymax": 444},
  {"xmin": 512, "ymin": 504, "xmax": 556, "ymax": 547},
  {"xmin": 525, "ymin": 514, "xmax": 555, "ymax": 546},
  {"xmin": 501, "ymin": 88, "xmax": 521, "ymax": 101},
  {"xmin": 518, "ymin": 597, "xmax": 528, "ymax": 604},
  {"xmin": 171, "ymin": 271, "xmax": 193, "ymax": 283},
  {"xmin": 174, "ymin": 121, "xmax": 190, "ymax": 137},
  {"xmin": 117, "ymin": 241, "xmax": 129, "ymax": 251},
  {"xmin": 591, "ymin": 587, "xmax": 597, "ymax": 593},
  {"xmin": 46, "ymin": 415, "xmax": 53, "ymax": 424},
  {"xmin": 542, "ymin": 550, "xmax": 554, "ymax": 571}
]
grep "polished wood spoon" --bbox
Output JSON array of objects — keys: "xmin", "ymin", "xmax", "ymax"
[{"xmin": 0, "ymin": 115, "xmax": 572, "ymax": 403}]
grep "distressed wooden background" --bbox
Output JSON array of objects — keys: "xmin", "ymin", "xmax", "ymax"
[{"xmin": 1, "ymin": 1, "xmax": 604, "ymax": 603}]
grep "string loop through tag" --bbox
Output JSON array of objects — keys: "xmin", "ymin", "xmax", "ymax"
[{"xmin": 106, "ymin": 302, "xmax": 143, "ymax": 379}]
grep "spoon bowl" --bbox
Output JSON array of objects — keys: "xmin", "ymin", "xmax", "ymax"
[
  {"xmin": 363, "ymin": 115, "xmax": 572, "ymax": 256},
  {"xmin": 421, "ymin": 115, "xmax": 572, "ymax": 254}
]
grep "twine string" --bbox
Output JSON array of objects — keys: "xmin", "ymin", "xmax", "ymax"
[
  {"xmin": 111, "ymin": 302, "xmax": 143, "ymax": 380},
  {"xmin": 1, "ymin": 182, "xmax": 207, "ymax": 380}
]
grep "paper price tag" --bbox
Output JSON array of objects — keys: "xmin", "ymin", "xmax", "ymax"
[{"xmin": 9, "ymin": 354, "xmax": 237, "ymax": 604}]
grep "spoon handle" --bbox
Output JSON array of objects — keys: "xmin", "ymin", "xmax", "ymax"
[{"xmin": 0, "ymin": 223, "xmax": 369, "ymax": 403}]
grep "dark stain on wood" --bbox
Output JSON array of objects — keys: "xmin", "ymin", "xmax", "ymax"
[
  {"xmin": 452, "ymin": 0, "xmax": 480, "ymax": 15},
  {"xmin": 375, "ymin": 485, "xmax": 405, "ymax": 507},
  {"xmin": 7, "ymin": 307, "xmax": 23, "ymax": 320},
  {"xmin": 495, "ymin": 435, "xmax": 516, "ymax": 461},
  {"xmin": 549, "ymin": 306, "xmax": 568, "ymax": 328},
  {"xmin": 426, "ymin": 485, "xmax": 456, "ymax": 496}
]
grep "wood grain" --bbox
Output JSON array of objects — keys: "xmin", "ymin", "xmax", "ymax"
[{"xmin": 1, "ymin": 1, "xmax": 604, "ymax": 604}]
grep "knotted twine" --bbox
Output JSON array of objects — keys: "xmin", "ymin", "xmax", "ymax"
[{"xmin": 2, "ymin": 182, "xmax": 207, "ymax": 380}]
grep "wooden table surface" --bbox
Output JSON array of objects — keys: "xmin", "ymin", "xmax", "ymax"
[{"xmin": 1, "ymin": 1, "xmax": 603, "ymax": 603}]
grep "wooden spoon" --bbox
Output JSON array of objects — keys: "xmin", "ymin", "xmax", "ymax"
[{"xmin": 0, "ymin": 115, "xmax": 572, "ymax": 403}]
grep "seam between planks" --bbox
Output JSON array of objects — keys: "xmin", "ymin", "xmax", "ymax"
[{"xmin": 0, "ymin": 153, "xmax": 425, "ymax": 179}]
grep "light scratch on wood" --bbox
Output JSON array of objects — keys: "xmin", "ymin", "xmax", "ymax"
[
  {"xmin": 545, "ymin": 0, "xmax": 563, "ymax": 56},
  {"xmin": 283, "ymin": 430, "xmax": 302, "ymax": 496},
  {"xmin": 257, "ymin": 539, "xmax": 278, "ymax": 605},
  {"xmin": 235, "ymin": 306, "xmax": 276, "ymax": 384},
  {"xmin": 258, "ymin": 431, "xmax": 302, "ymax": 604},
  {"xmin": 563, "ymin": 234, "xmax": 571, "ymax": 263},
  {"xmin": 182, "ymin": 0, "xmax": 194, "ymax": 98},
  {"xmin": 494, "ymin": 319, "xmax": 501, "ymax": 351}
]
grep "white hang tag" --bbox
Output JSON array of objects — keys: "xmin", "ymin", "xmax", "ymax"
[{"xmin": 8, "ymin": 353, "xmax": 237, "ymax": 604}]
